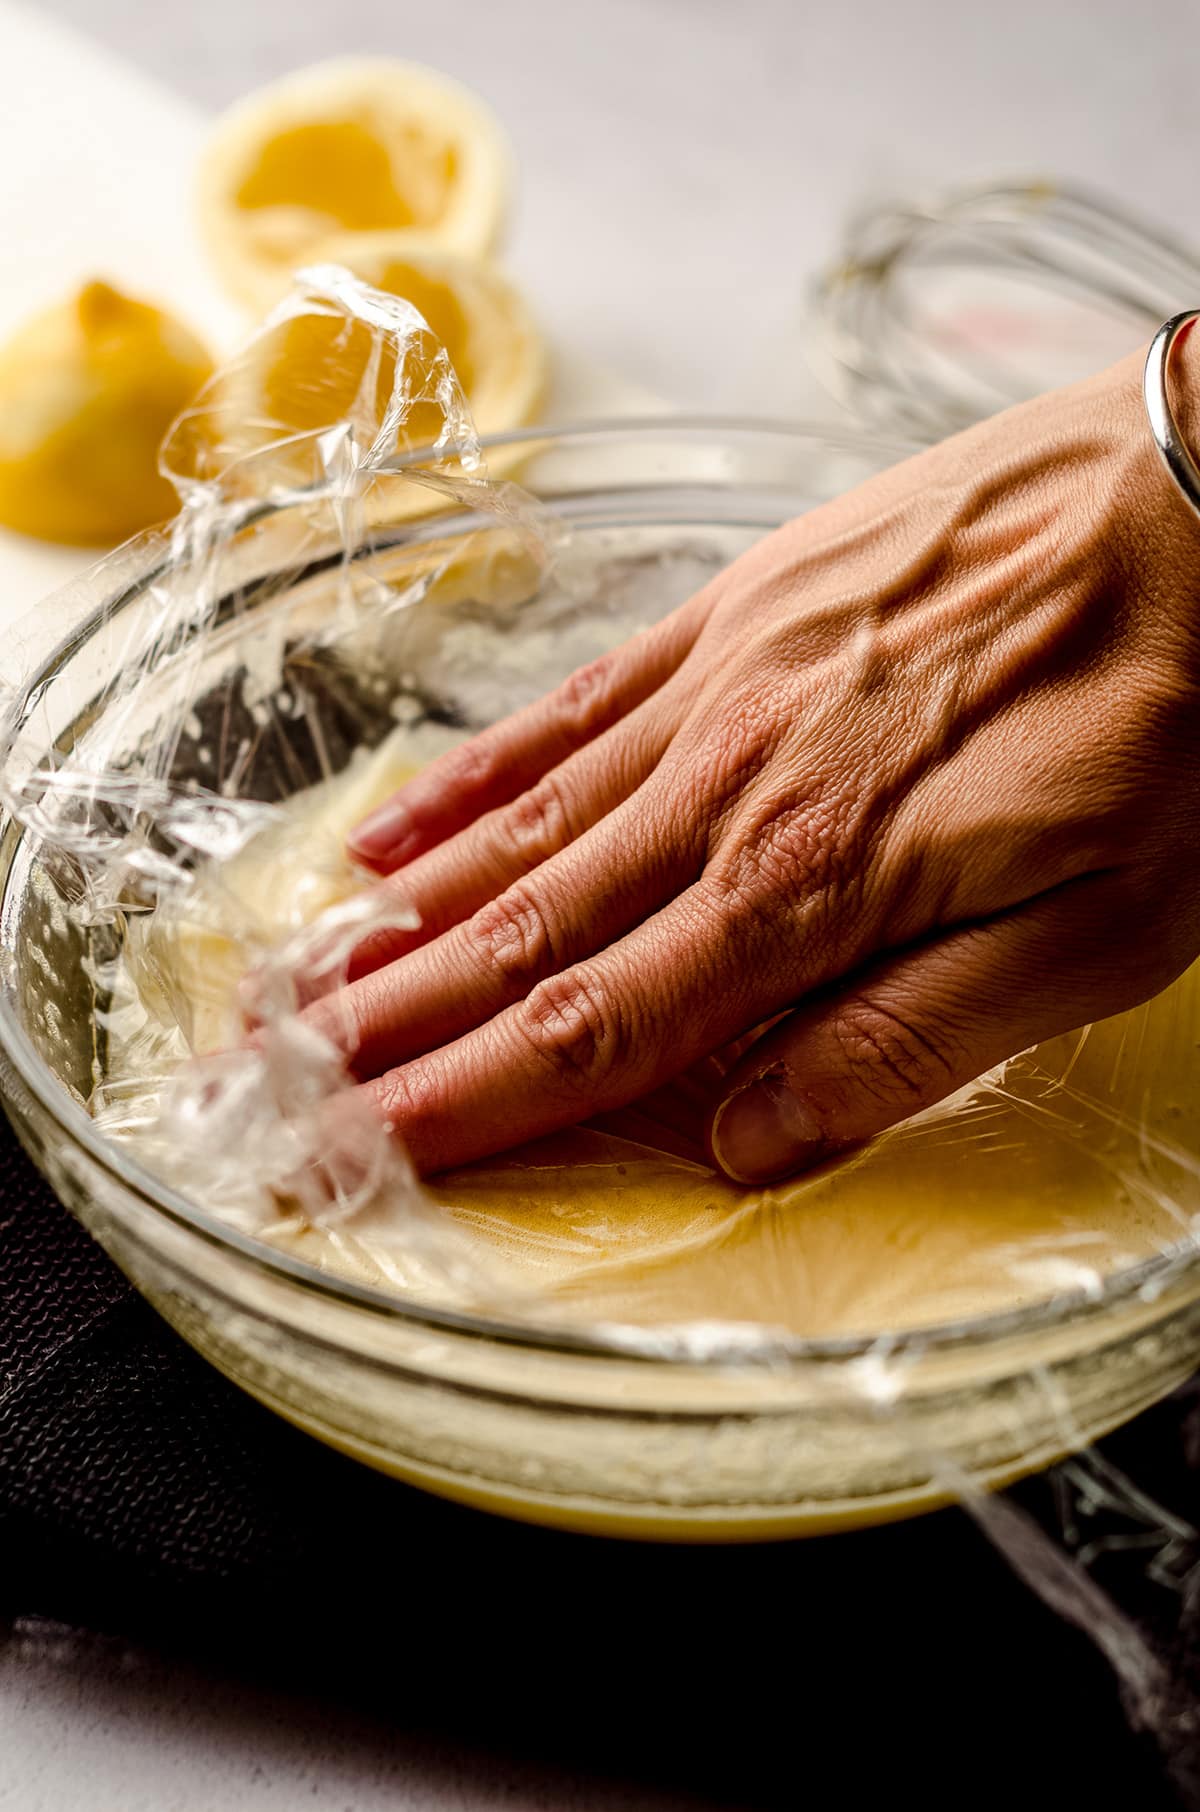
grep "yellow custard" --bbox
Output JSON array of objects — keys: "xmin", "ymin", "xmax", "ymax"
[{"xmin": 95, "ymin": 730, "xmax": 1200, "ymax": 1346}]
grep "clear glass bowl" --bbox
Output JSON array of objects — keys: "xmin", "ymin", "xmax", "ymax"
[{"xmin": 3, "ymin": 419, "xmax": 1200, "ymax": 1542}]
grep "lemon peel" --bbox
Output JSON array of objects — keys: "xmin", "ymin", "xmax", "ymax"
[
  {"xmin": 306, "ymin": 234, "xmax": 545, "ymax": 437},
  {"xmin": 168, "ymin": 255, "xmax": 544, "ymax": 520},
  {"xmin": 198, "ymin": 58, "xmax": 513, "ymax": 312}
]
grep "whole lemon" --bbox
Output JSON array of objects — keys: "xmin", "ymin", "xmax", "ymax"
[{"xmin": 0, "ymin": 281, "xmax": 214, "ymax": 547}]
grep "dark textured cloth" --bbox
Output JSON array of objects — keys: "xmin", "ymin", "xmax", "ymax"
[{"xmin": 2, "ymin": 1108, "xmax": 1198, "ymax": 1809}]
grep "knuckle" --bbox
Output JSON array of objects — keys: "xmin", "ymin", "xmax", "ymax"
[
  {"xmin": 555, "ymin": 654, "xmax": 617, "ymax": 740},
  {"xmin": 704, "ymin": 707, "xmax": 776, "ymax": 808},
  {"xmin": 514, "ymin": 967, "xmax": 627, "ymax": 1094},
  {"xmin": 368, "ymin": 1060, "xmax": 434, "ymax": 1131},
  {"xmin": 830, "ymin": 996, "xmax": 953, "ymax": 1109},
  {"xmin": 444, "ymin": 735, "xmax": 501, "ymax": 797},
  {"xmin": 701, "ymin": 850, "xmax": 772, "ymax": 939},
  {"xmin": 469, "ymin": 883, "xmax": 557, "ymax": 995},
  {"xmin": 704, "ymin": 794, "xmax": 868, "ymax": 945},
  {"xmin": 759, "ymin": 796, "xmax": 865, "ymax": 905},
  {"xmin": 505, "ymin": 772, "xmax": 575, "ymax": 870}
]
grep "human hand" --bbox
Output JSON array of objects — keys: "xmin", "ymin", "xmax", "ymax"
[{"xmin": 306, "ymin": 342, "xmax": 1200, "ymax": 1182}]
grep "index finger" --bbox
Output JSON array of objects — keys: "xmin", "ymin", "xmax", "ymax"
[{"xmin": 349, "ymin": 604, "xmax": 705, "ymax": 871}]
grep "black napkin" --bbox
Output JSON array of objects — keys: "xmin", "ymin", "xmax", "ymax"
[{"xmin": 2, "ymin": 1107, "xmax": 1198, "ymax": 1810}]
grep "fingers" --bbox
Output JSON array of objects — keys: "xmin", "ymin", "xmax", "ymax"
[
  {"xmin": 348, "ymin": 603, "xmax": 707, "ymax": 872},
  {"xmin": 343, "ymin": 690, "xmax": 681, "ymax": 982},
  {"xmin": 707, "ymin": 876, "xmax": 1169, "ymax": 1186},
  {"xmin": 309, "ymin": 774, "xmax": 700, "ymax": 1077},
  {"xmin": 355, "ymin": 873, "xmax": 798, "ymax": 1175}
]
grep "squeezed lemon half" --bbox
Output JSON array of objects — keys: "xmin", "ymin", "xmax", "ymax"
[
  {"xmin": 309, "ymin": 234, "xmax": 545, "ymax": 435},
  {"xmin": 198, "ymin": 58, "xmax": 513, "ymax": 311},
  {"xmin": 173, "ymin": 247, "xmax": 545, "ymax": 504},
  {"xmin": 0, "ymin": 281, "xmax": 214, "ymax": 547}
]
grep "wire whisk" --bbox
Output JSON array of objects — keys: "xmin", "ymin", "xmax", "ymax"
[{"xmin": 808, "ymin": 178, "xmax": 1200, "ymax": 440}]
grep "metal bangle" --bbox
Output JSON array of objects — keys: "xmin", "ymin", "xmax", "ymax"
[{"xmin": 1144, "ymin": 309, "xmax": 1200, "ymax": 523}]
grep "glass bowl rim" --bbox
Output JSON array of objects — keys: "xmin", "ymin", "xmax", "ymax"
[{"xmin": 3, "ymin": 413, "xmax": 1198, "ymax": 1375}]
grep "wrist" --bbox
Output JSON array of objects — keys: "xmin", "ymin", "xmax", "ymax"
[
  {"xmin": 1121, "ymin": 318, "xmax": 1200, "ymax": 658},
  {"xmin": 1144, "ymin": 313, "xmax": 1200, "ymax": 514},
  {"xmin": 1113, "ymin": 325, "xmax": 1200, "ymax": 579},
  {"xmin": 1162, "ymin": 315, "xmax": 1200, "ymax": 446}
]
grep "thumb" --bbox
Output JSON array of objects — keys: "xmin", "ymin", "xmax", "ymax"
[{"xmin": 707, "ymin": 882, "xmax": 1168, "ymax": 1187}]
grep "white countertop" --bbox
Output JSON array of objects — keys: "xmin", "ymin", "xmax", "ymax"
[
  {"xmin": 3, "ymin": 0, "xmax": 1199, "ymax": 1805},
  {"xmin": 1, "ymin": 1618, "xmax": 706, "ymax": 1812},
  {"xmin": 0, "ymin": 0, "xmax": 665, "ymax": 625},
  {"xmin": 30, "ymin": 0, "xmax": 1200, "ymax": 413}
]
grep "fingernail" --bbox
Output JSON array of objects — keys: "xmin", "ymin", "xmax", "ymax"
[
  {"xmin": 348, "ymin": 799, "xmax": 413, "ymax": 868},
  {"xmin": 711, "ymin": 1073, "xmax": 828, "ymax": 1185}
]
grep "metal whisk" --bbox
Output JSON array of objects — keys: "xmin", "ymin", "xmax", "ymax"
[{"xmin": 808, "ymin": 179, "xmax": 1200, "ymax": 441}]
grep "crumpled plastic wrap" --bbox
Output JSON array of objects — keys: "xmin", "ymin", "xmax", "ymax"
[
  {"xmin": 0, "ymin": 265, "xmax": 556, "ymax": 1305},
  {"xmin": 3, "ymin": 257, "xmax": 1200, "ymax": 1796}
]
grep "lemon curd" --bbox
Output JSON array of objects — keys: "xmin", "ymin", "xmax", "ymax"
[{"xmin": 96, "ymin": 731, "xmax": 1200, "ymax": 1350}]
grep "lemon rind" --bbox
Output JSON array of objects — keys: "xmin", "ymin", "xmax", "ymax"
[{"xmin": 197, "ymin": 56, "xmax": 516, "ymax": 313}]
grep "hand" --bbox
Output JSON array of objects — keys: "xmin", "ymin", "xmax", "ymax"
[{"xmin": 305, "ymin": 342, "xmax": 1200, "ymax": 1182}]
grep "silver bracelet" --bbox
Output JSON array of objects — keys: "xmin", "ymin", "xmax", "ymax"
[{"xmin": 1144, "ymin": 309, "xmax": 1200, "ymax": 522}]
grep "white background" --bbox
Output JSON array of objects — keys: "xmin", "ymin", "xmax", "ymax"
[
  {"xmin": 21, "ymin": 0, "xmax": 1200, "ymax": 412},
  {"xmin": 3, "ymin": 0, "xmax": 1199, "ymax": 1805}
]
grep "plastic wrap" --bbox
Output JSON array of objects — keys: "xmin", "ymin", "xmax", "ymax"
[
  {"xmin": 3, "ymin": 262, "xmax": 1200, "ymax": 1794},
  {"xmin": 0, "ymin": 265, "xmax": 557, "ymax": 1305}
]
